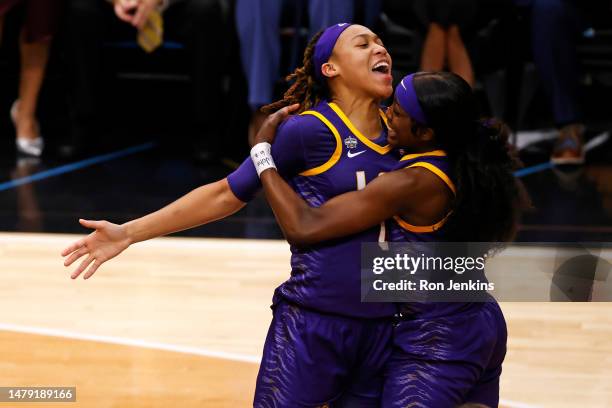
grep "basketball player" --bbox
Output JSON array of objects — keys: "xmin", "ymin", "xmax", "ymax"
[
  {"xmin": 63, "ymin": 24, "xmax": 404, "ymax": 406},
  {"xmin": 251, "ymin": 72, "xmax": 526, "ymax": 407}
]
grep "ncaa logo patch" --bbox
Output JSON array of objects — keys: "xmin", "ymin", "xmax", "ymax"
[{"xmin": 344, "ymin": 135, "xmax": 358, "ymax": 149}]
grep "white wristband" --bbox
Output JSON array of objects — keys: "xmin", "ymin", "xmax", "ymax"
[{"xmin": 250, "ymin": 142, "xmax": 277, "ymax": 177}]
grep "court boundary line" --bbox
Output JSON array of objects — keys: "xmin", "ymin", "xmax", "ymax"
[
  {"xmin": 0, "ymin": 142, "xmax": 156, "ymax": 192},
  {"xmin": 0, "ymin": 322, "xmax": 260, "ymax": 364},
  {"xmin": 514, "ymin": 130, "xmax": 610, "ymax": 179},
  {"xmin": 500, "ymin": 400, "xmax": 541, "ymax": 408},
  {"xmin": 514, "ymin": 162, "xmax": 553, "ymax": 178},
  {"xmin": 0, "ymin": 322, "xmax": 540, "ymax": 408}
]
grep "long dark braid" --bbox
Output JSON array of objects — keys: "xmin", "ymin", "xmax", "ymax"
[{"xmin": 261, "ymin": 31, "xmax": 330, "ymax": 115}]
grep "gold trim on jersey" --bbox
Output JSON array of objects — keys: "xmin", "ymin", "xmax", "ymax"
[
  {"xmin": 297, "ymin": 110, "xmax": 343, "ymax": 176},
  {"xmin": 393, "ymin": 213, "xmax": 451, "ymax": 233},
  {"xmin": 394, "ymin": 160, "xmax": 455, "ymax": 233},
  {"xmin": 399, "ymin": 150, "xmax": 447, "ymax": 161},
  {"xmin": 328, "ymin": 102, "xmax": 392, "ymax": 155},
  {"xmin": 379, "ymin": 108, "xmax": 389, "ymax": 127},
  {"xmin": 407, "ymin": 161, "xmax": 456, "ymax": 194}
]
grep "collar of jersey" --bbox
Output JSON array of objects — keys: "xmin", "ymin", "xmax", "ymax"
[
  {"xmin": 327, "ymin": 102, "xmax": 392, "ymax": 155},
  {"xmin": 400, "ymin": 150, "xmax": 447, "ymax": 161}
]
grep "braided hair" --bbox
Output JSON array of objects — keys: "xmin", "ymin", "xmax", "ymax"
[{"xmin": 261, "ymin": 31, "xmax": 330, "ymax": 115}]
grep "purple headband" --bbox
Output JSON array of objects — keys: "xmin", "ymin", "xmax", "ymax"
[
  {"xmin": 314, "ymin": 23, "xmax": 352, "ymax": 81},
  {"xmin": 396, "ymin": 73, "xmax": 427, "ymax": 125}
]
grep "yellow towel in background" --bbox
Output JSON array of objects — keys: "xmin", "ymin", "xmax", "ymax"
[{"xmin": 137, "ymin": 9, "xmax": 163, "ymax": 53}]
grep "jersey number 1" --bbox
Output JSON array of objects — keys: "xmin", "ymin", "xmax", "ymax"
[{"xmin": 355, "ymin": 171, "xmax": 386, "ymax": 243}]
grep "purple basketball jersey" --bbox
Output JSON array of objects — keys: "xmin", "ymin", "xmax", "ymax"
[{"xmin": 275, "ymin": 101, "xmax": 400, "ymax": 318}]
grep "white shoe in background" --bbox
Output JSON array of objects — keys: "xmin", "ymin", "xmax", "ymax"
[{"xmin": 10, "ymin": 100, "xmax": 44, "ymax": 157}]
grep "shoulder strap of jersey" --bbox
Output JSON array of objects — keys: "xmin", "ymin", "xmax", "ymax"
[
  {"xmin": 399, "ymin": 150, "xmax": 447, "ymax": 162},
  {"xmin": 406, "ymin": 161, "xmax": 456, "ymax": 194}
]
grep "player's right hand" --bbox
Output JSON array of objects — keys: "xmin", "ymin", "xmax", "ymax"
[{"xmin": 61, "ymin": 219, "xmax": 131, "ymax": 280}]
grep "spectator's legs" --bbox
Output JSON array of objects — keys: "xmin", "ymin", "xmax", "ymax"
[
  {"xmin": 447, "ymin": 24, "xmax": 474, "ymax": 86},
  {"xmin": 13, "ymin": 30, "xmax": 50, "ymax": 142},
  {"xmin": 531, "ymin": 0, "xmax": 584, "ymax": 163},
  {"xmin": 235, "ymin": 0, "xmax": 282, "ymax": 144},
  {"xmin": 307, "ymin": 0, "xmax": 381, "ymax": 36},
  {"xmin": 360, "ymin": 0, "xmax": 382, "ymax": 29},
  {"xmin": 308, "ymin": 0, "xmax": 384, "ymax": 57},
  {"xmin": 531, "ymin": 0, "xmax": 581, "ymax": 126},
  {"xmin": 308, "ymin": 0, "xmax": 355, "ymax": 34},
  {"xmin": 164, "ymin": 0, "xmax": 225, "ymax": 160},
  {"xmin": 7, "ymin": 0, "xmax": 62, "ymax": 155},
  {"xmin": 420, "ymin": 22, "xmax": 446, "ymax": 72}
]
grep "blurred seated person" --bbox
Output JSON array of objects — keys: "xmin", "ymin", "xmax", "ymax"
[
  {"xmin": 516, "ymin": 0, "xmax": 587, "ymax": 164},
  {"xmin": 64, "ymin": 0, "xmax": 225, "ymax": 160},
  {"xmin": 0, "ymin": 0, "xmax": 63, "ymax": 157},
  {"xmin": 235, "ymin": 0, "xmax": 382, "ymax": 145},
  {"xmin": 412, "ymin": 0, "xmax": 477, "ymax": 87}
]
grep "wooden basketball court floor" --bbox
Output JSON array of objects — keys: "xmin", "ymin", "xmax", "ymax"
[{"xmin": 0, "ymin": 232, "xmax": 611, "ymax": 408}]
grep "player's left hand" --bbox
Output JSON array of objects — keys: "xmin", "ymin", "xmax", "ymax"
[
  {"xmin": 132, "ymin": 0, "xmax": 161, "ymax": 30},
  {"xmin": 253, "ymin": 104, "xmax": 299, "ymax": 146}
]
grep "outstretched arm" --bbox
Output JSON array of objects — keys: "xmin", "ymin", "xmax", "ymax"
[
  {"xmin": 123, "ymin": 178, "xmax": 245, "ymax": 242},
  {"xmin": 62, "ymin": 178, "xmax": 245, "ymax": 279},
  {"xmin": 62, "ymin": 104, "xmax": 302, "ymax": 280}
]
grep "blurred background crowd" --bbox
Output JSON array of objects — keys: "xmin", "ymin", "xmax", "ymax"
[{"xmin": 0, "ymin": 0, "xmax": 611, "ymax": 165}]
